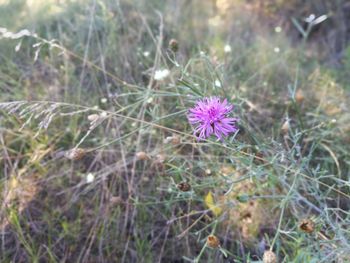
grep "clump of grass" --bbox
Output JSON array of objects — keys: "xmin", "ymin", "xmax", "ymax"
[{"xmin": 1, "ymin": 1, "xmax": 350, "ymax": 262}]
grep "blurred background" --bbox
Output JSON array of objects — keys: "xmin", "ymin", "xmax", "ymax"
[{"xmin": 0, "ymin": 0, "xmax": 350, "ymax": 262}]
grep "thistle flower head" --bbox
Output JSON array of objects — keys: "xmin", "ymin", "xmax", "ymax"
[{"xmin": 188, "ymin": 97, "xmax": 238, "ymax": 140}]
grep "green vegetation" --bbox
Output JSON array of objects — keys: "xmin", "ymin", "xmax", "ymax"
[{"xmin": 0, "ymin": 0, "xmax": 349, "ymax": 262}]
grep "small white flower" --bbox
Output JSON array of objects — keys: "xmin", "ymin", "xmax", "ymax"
[
  {"xmin": 305, "ymin": 14, "xmax": 316, "ymax": 23},
  {"xmin": 86, "ymin": 173, "xmax": 95, "ymax": 183},
  {"xmin": 100, "ymin": 111, "xmax": 108, "ymax": 118},
  {"xmin": 200, "ymin": 51, "xmax": 205, "ymax": 56},
  {"xmin": 101, "ymin": 98, "xmax": 107, "ymax": 103},
  {"xmin": 15, "ymin": 41, "xmax": 22, "ymax": 52},
  {"xmin": 146, "ymin": 97, "xmax": 153, "ymax": 104},
  {"xmin": 224, "ymin": 44, "xmax": 232, "ymax": 53},
  {"xmin": 205, "ymin": 169, "xmax": 212, "ymax": 175},
  {"xmin": 275, "ymin": 26, "xmax": 282, "ymax": 33},
  {"xmin": 87, "ymin": 114, "xmax": 100, "ymax": 122},
  {"xmin": 163, "ymin": 136, "xmax": 172, "ymax": 144},
  {"xmin": 143, "ymin": 51, "xmax": 150, "ymax": 57},
  {"xmin": 154, "ymin": 69, "xmax": 170, "ymax": 81},
  {"xmin": 214, "ymin": 79, "xmax": 221, "ymax": 88},
  {"xmin": 274, "ymin": 47, "xmax": 280, "ymax": 53}
]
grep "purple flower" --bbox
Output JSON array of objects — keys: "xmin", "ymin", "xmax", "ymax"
[{"xmin": 188, "ymin": 97, "xmax": 238, "ymax": 140}]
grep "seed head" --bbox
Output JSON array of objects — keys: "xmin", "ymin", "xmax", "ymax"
[
  {"xmin": 136, "ymin": 151, "xmax": 149, "ymax": 160},
  {"xmin": 171, "ymin": 135, "xmax": 181, "ymax": 145},
  {"xmin": 164, "ymin": 135, "xmax": 181, "ymax": 145},
  {"xmin": 281, "ymin": 120, "xmax": 289, "ymax": 134},
  {"xmin": 155, "ymin": 154, "xmax": 166, "ymax": 163},
  {"xmin": 299, "ymin": 219, "xmax": 315, "ymax": 233},
  {"xmin": 110, "ymin": 196, "xmax": 123, "ymax": 205},
  {"xmin": 65, "ymin": 148, "xmax": 86, "ymax": 160},
  {"xmin": 87, "ymin": 114, "xmax": 99, "ymax": 122},
  {"xmin": 220, "ymin": 166, "xmax": 235, "ymax": 176},
  {"xmin": 295, "ymin": 89, "xmax": 304, "ymax": 103},
  {"xmin": 177, "ymin": 182, "xmax": 191, "ymax": 192},
  {"xmin": 263, "ymin": 250, "xmax": 277, "ymax": 263},
  {"xmin": 254, "ymin": 151, "xmax": 266, "ymax": 164},
  {"xmin": 206, "ymin": 235, "xmax": 220, "ymax": 248}
]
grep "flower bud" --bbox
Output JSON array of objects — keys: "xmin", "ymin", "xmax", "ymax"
[
  {"xmin": 65, "ymin": 148, "xmax": 86, "ymax": 160},
  {"xmin": 136, "ymin": 151, "xmax": 149, "ymax": 160},
  {"xmin": 169, "ymin": 38, "xmax": 179, "ymax": 52},
  {"xmin": 263, "ymin": 250, "xmax": 277, "ymax": 263},
  {"xmin": 171, "ymin": 135, "xmax": 181, "ymax": 145},
  {"xmin": 295, "ymin": 89, "xmax": 304, "ymax": 103},
  {"xmin": 281, "ymin": 120, "xmax": 289, "ymax": 134},
  {"xmin": 164, "ymin": 135, "xmax": 181, "ymax": 145},
  {"xmin": 110, "ymin": 196, "xmax": 123, "ymax": 205},
  {"xmin": 155, "ymin": 154, "xmax": 166, "ymax": 163},
  {"xmin": 87, "ymin": 114, "xmax": 100, "ymax": 122},
  {"xmin": 206, "ymin": 235, "xmax": 220, "ymax": 248},
  {"xmin": 299, "ymin": 219, "xmax": 315, "ymax": 233},
  {"xmin": 177, "ymin": 182, "xmax": 191, "ymax": 192}
]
